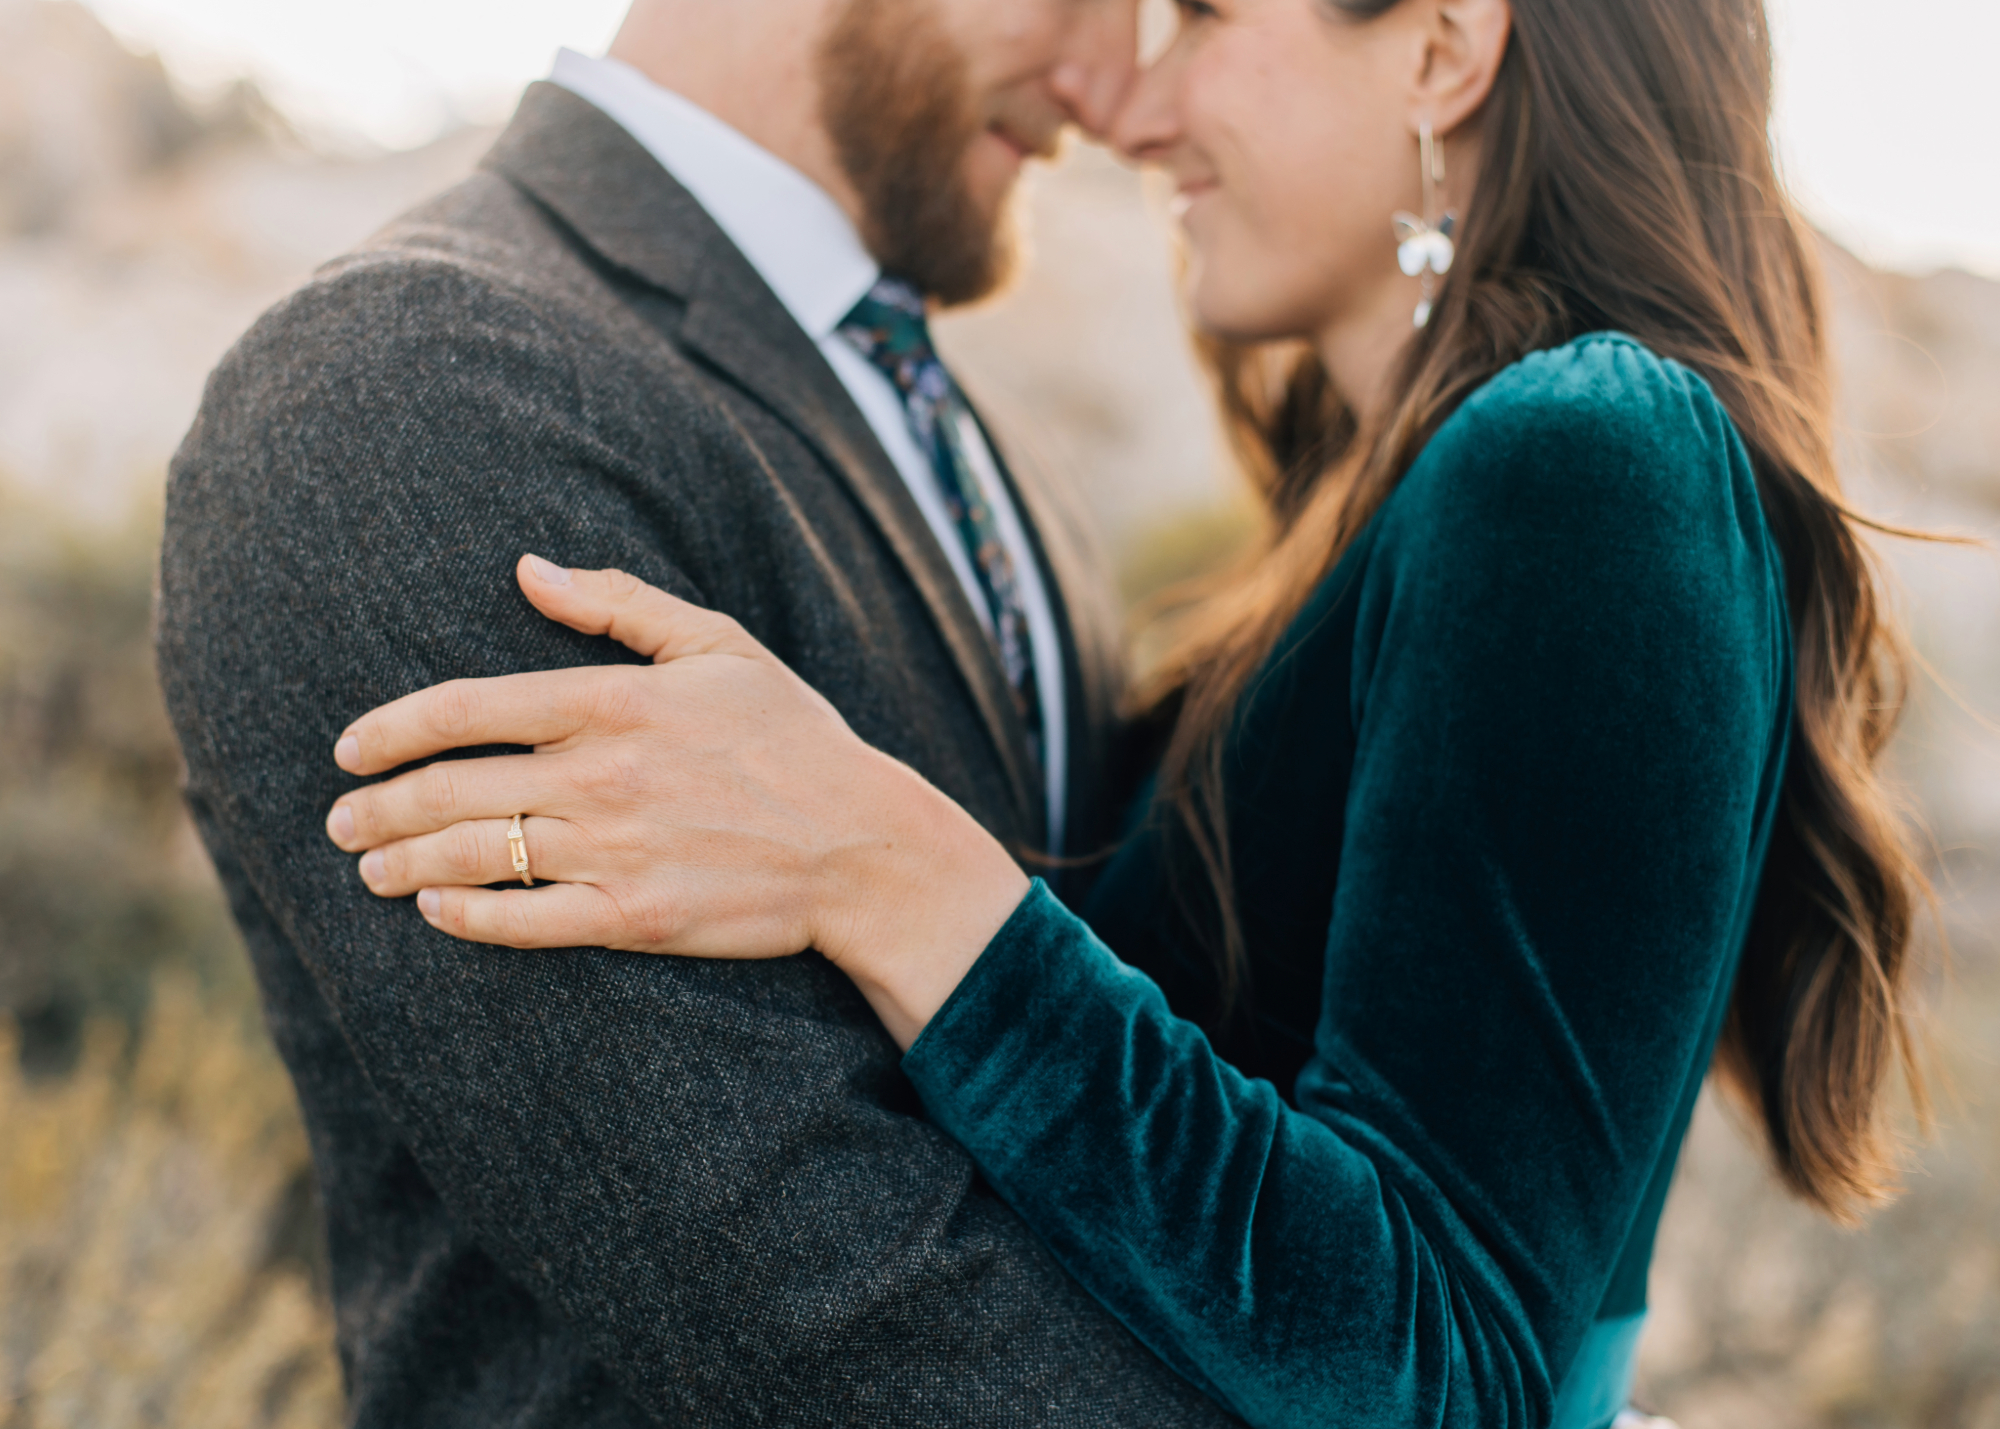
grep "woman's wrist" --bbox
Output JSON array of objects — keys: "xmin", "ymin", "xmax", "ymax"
[{"xmin": 815, "ymin": 750, "xmax": 1031, "ymax": 1049}]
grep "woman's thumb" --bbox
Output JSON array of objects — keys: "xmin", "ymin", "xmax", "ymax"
[{"xmin": 516, "ymin": 555, "xmax": 755, "ymax": 664}]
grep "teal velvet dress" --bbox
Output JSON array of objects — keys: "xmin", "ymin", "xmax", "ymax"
[{"xmin": 902, "ymin": 335, "xmax": 1794, "ymax": 1429}]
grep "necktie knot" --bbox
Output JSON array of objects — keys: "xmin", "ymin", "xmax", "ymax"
[{"xmin": 837, "ymin": 276, "xmax": 950, "ymax": 408}]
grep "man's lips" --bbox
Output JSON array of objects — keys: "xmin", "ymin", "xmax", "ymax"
[{"xmin": 988, "ymin": 122, "xmax": 1061, "ymax": 164}]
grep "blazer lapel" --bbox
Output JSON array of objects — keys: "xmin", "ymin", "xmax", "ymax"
[
  {"xmin": 483, "ymin": 84, "xmax": 1044, "ymax": 838},
  {"xmin": 678, "ymin": 291, "xmax": 1049, "ymax": 839}
]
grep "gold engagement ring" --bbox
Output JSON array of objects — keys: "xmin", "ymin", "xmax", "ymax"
[{"xmin": 507, "ymin": 814, "xmax": 534, "ymax": 887}]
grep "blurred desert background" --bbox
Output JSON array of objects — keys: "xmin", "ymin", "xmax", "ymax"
[{"xmin": 0, "ymin": 0, "xmax": 1995, "ymax": 1424}]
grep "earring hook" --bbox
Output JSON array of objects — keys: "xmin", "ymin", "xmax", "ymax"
[
  {"xmin": 1396, "ymin": 119, "xmax": 1458, "ymax": 329},
  {"xmin": 1420, "ymin": 119, "xmax": 1443, "ymax": 227}
]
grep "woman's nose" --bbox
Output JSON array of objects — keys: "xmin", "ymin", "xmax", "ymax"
[{"xmin": 1106, "ymin": 49, "xmax": 1181, "ymax": 164}]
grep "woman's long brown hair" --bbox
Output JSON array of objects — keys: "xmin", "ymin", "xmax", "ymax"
[{"xmin": 1138, "ymin": 0, "xmax": 1931, "ymax": 1219}]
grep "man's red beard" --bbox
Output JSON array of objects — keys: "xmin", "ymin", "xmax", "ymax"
[{"xmin": 816, "ymin": 0, "xmax": 1021, "ymax": 307}]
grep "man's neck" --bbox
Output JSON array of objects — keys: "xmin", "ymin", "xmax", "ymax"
[{"xmin": 608, "ymin": 0, "xmax": 866, "ymax": 228}]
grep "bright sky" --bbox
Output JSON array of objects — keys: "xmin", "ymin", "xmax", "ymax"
[{"xmin": 80, "ymin": 0, "xmax": 2000, "ymax": 280}]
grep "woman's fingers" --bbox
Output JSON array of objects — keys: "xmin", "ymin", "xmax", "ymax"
[
  {"xmin": 517, "ymin": 555, "xmax": 769, "ymax": 666},
  {"xmin": 356, "ymin": 816, "xmax": 588, "ymax": 898},
  {"xmin": 334, "ymin": 666, "xmax": 631, "ymax": 777},
  {"xmin": 332, "ymin": 565, "xmax": 771, "ymax": 778},
  {"xmin": 416, "ymin": 880, "xmax": 625, "ymax": 951},
  {"xmin": 328, "ymin": 753, "xmax": 575, "ymax": 851}
]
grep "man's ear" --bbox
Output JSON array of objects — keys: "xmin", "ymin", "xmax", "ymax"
[{"xmin": 1412, "ymin": 0, "xmax": 1512, "ymax": 138}]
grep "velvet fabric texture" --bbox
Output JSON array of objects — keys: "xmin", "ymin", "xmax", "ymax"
[{"xmin": 903, "ymin": 335, "xmax": 1794, "ymax": 1429}]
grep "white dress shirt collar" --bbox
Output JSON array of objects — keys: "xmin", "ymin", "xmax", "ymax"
[{"xmin": 549, "ymin": 48, "xmax": 878, "ymax": 340}]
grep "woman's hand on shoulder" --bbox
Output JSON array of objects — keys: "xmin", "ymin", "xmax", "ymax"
[{"xmin": 322, "ymin": 555, "xmax": 1028, "ymax": 1046}]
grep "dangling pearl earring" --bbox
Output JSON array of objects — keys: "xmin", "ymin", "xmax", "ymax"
[{"xmin": 1393, "ymin": 120, "xmax": 1458, "ymax": 329}]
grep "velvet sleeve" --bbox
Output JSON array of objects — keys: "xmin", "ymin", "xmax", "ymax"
[{"xmin": 901, "ymin": 337, "xmax": 1791, "ymax": 1429}]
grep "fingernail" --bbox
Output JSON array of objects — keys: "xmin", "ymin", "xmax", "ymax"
[
  {"xmin": 360, "ymin": 849, "xmax": 385, "ymax": 887},
  {"xmin": 418, "ymin": 888, "xmax": 442, "ymax": 920},
  {"xmin": 328, "ymin": 804, "xmax": 356, "ymax": 843},
  {"xmin": 335, "ymin": 735, "xmax": 361, "ymax": 771},
  {"xmin": 526, "ymin": 554, "xmax": 571, "ymax": 586}
]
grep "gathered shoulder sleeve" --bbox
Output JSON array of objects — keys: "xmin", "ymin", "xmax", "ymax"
[{"xmin": 902, "ymin": 336, "xmax": 1792, "ymax": 1429}]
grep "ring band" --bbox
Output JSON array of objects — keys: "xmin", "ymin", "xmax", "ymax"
[{"xmin": 507, "ymin": 814, "xmax": 533, "ymax": 887}]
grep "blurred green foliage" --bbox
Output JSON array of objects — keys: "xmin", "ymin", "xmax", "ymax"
[
  {"xmin": 0, "ymin": 487, "xmax": 334, "ymax": 1427},
  {"xmin": 0, "ymin": 490, "xmax": 251, "ymax": 1070},
  {"xmin": 1117, "ymin": 498, "xmax": 1261, "ymax": 610}
]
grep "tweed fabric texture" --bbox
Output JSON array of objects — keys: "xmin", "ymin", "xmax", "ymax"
[
  {"xmin": 904, "ymin": 337, "xmax": 1794, "ymax": 1429},
  {"xmin": 156, "ymin": 83, "xmax": 1231, "ymax": 1428}
]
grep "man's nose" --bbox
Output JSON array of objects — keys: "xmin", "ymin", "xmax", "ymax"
[{"xmin": 1047, "ymin": 0, "xmax": 1142, "ymax": 139}]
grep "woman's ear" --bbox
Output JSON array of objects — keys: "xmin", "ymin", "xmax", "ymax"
[{"xmin": 1412, "ymin": 0, "xmax": 1512, "ymax": 138}]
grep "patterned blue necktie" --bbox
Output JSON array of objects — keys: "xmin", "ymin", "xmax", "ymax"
[{"xmin": 839, "ymin": 276, "xmax": 1044, "ymax": 772}]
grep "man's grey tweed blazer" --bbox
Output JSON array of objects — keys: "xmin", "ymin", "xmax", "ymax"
[{"xmin": 157, "ymin": 83, "xmax": 1237, "ymax": 1428}]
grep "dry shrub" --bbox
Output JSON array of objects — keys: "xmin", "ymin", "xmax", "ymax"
[{"xmin": 0, "ymin": 978, "xmax": 340, "ymax": 1429}]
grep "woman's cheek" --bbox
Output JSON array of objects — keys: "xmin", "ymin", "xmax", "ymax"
[
  {"xmin": 1187, "ymin": 252, "xmax": 1248, "ymax": 337},
  {"xmin": 1183, "ymin": 202, "xmax": 1254, "ymax": 329},
  {"xmin": 1186, "ymin": 210, "xmax": 1316, "ymax": 342}
]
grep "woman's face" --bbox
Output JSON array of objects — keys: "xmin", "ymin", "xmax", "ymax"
[{"xmin": 1113, "ymin": 0, "xmax": 1433, "ymax": 348}]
